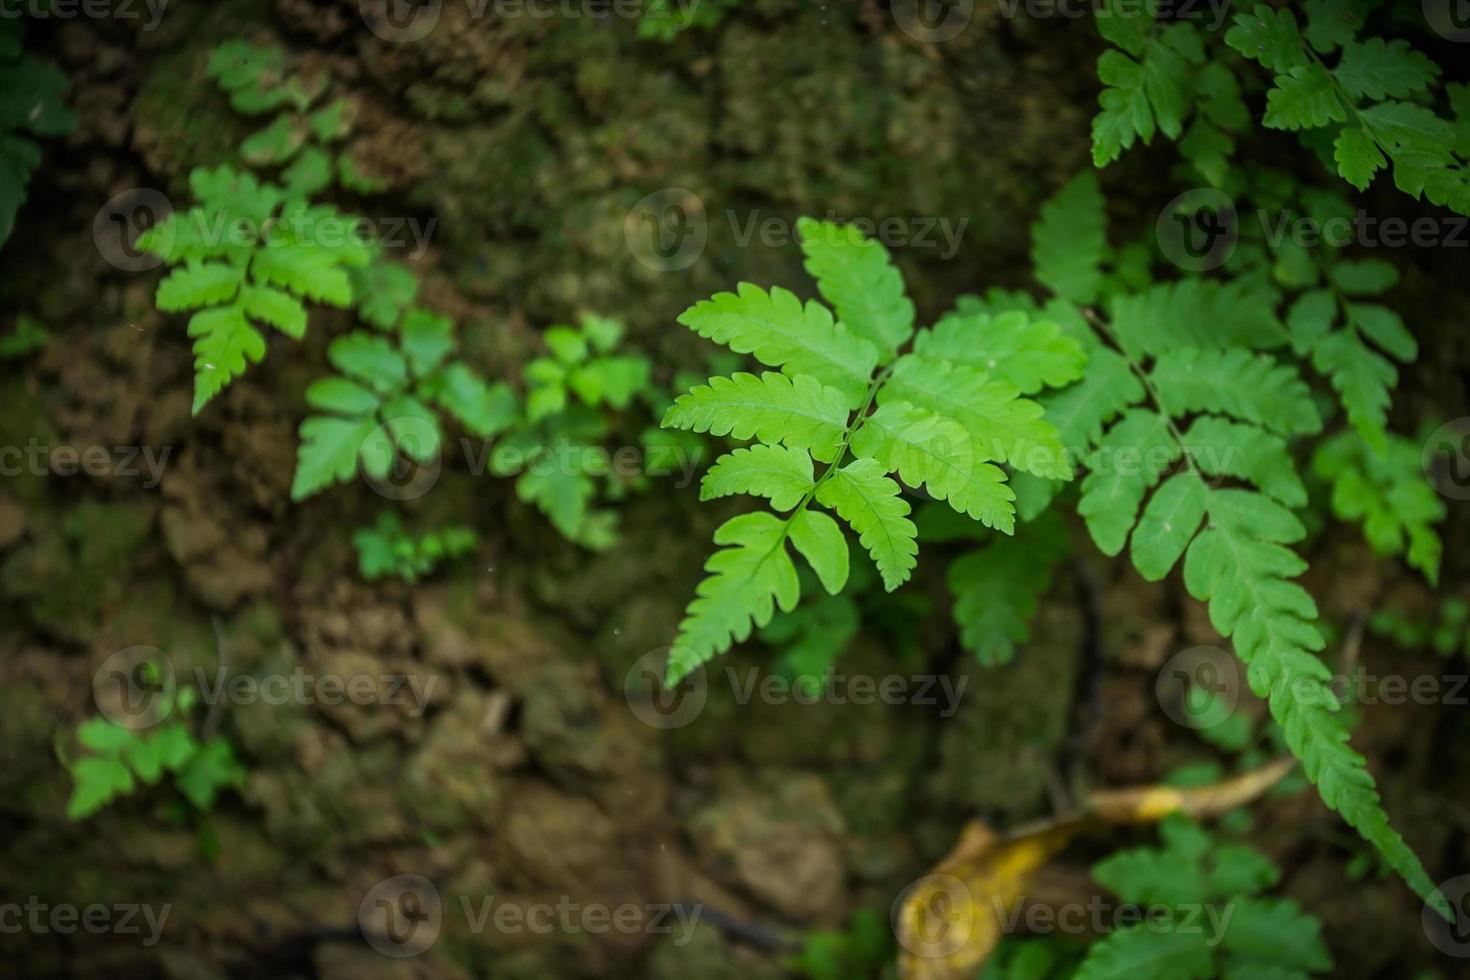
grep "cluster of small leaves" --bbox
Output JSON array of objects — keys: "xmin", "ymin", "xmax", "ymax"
[
  {"xmin": 660, "ymin": 217, "xmax": 1074, "ymax": 683},
  {"xmin": 1090, "ymin": 0, "xmax": 1247, "ymax": 183},
  {"xmin": 637, "ymin": 0, "xmax": 738, "ymax": 41},
  {"xmin": 292, "ymin": 298, "xmax": 514, "ymax": 501},
  {"xmin": 66, "ymin": 686, "xmax": 245, "ymax": 821},
  {"xmin": 1074, "ymin": 816, "xmax": 1332, "ymax": 979},
  {"xmin": 139, "ymin": 41, "xmax": 397, "ymax": 415},
  {"xmin": 1226, "ymin": 4, "xmax": 1469, "ymax": 213},
  {"xmin": 489, "ymin": 312, "xmax": 657, "ymax": 549},
  {"xmin": 1268, "ymin": 213, "xmax": 1417, "ymax": 458},
  {"xmin": 0, "ymin": 18, "xmax": 75, "ymax": 246},
  {"xmin": 352, "ymin": 511, "xmax": 477, "ymax": 583},
  {"xmin": 1092, "ymin": 0, "xmax": 1470, "ymax": 212},
  {"xmin": 207, "ymin": 41, "xmax": 381, "ymax": 196},
  {"xmin": 140, "ymin": 166, "xmax": 372, "ymax": 414},
  {"xmin": 1312, "ymin": 428, "xmax": 1444, "ymax": 584},
  {"xmin": 951, "ymin": 171, "xmax": 1440, "ymax": 915},
  {"xmin": 1369, "ymin": 596, "xmax": 1468, "ymax": 658}
]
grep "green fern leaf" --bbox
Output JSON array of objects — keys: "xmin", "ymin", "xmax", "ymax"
[
  {"xmin": 1312, "ymin": 329, "xmax": 1395, "ymax": 453},
  {"xmin": 187, "ymin": 306, "xmax": 265, "ymax": 414},
  {"xmin": 813, "ymin": 457, "xmax": 918, "ymax": 591},
  {"xmin": 1184, "ymin": 416, "xmax": 1307, "ymax": 507},
  {"xmin": 882, "ymin": 355, "xmax": 1071, "ymax": 479},
  {"xmin": 1221, "ymin": 898, "xmax": 1333, "ymax": 973},
  {"xmin": 1226, "ymin": 5, "xmax": 1308, "ymax": 72},
  {"xmin": 399, "ymin": 309, "xmax": 455, "ymax": 377},
  {"xmin": 291, "ymin": 414, "xmax": 383, "ymax": 501},
  {"xmin": 422, "ymin": 362, "xmax": 517, "ymax": 438},
  {"xmin": 796, "ymin": 217, "xmax": 915, "ymax": 359},
  {"xmin": 788, "ymin": 508, "xmax": 849, "ymax": 595},
  {"xmin": 668, "ymin": 511, "xmax": 802, "ymax": 683},
  {"xmin": 328, "ymin": 332, "xmax": 408, "ymax": 394},
  {"xmin": 156, "ymin": 261, "xmax": 244, "ymax": 311},
  {"xmin": 1108, "ymin": 279, "xmax": 1287, "ymax": 358},
  {"xmin": 1312, "ymin": 430, "xmax": 1445, "ymax": 584},
  {"xmin": 662, "ymin": 371, "xmax": 851, "ymax": 463},
  {"xmin": 948, "ymin": 512, "xmax": 1069, "ymax": 666},
  {"xmin": 917, "ymin": 309, "xmax": 1086, "ymax": 395},
  {"xmin": 1148, "ymin": 347, "xmax": 1321, "ymax": 436},
  {"xmin": 1031, "ymin": 171, "xmax": 1107, "ymax": 304},
  {"xmin": 1073, "ymin": 928, "xmax": 1214, "ymax": 980},
  {"xmin": 1130, "ymin": 471, "xmax": 1208, "ymax": 581},
  {"xmin": 1264, "ymin": 64, "xmax": 1346, "ymax": 131},
  {"xmin": 676, "ymin": 283, "xmax": 880, "ymax": 406},
  {"xmin": 1334, "ymin": 38, "xmax": 1439, "ymax": 101},
  {"xmin": 1334, "ymin": 126, "xmax": 1384, "ymax": 189},
  {"xmin": 852, "ymin": 401, "xmax": 1015, "ymax": 532},
  {"xmin": 701, "ymin": 445, "xmax": 815, "ymax": 511},
  {"xmin": 1183, "ymin": 488, "xmax": 1448, "ymax": 918},
  {"xmin": 239, "ymin": 284, "xmax": 306, "ymax": 338},
  {"xmin": 1079, "ymin": 409, "xmax": 1179, "ymax": 556},
  {"xmin": 253, "ymin": 244, "xmax": 354, "ymax": 305}
]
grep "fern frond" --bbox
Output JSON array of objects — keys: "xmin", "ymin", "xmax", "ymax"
[
  {"xmin": 1108, "ymin": 279, "xmax": 1287, "ymax": 358},
  {"xmin": 883, "ymin": 355, "xmax": 1071, "ymax": 479},
  {"xmin": 1031, "ymin": 171, "xmax": 1108, "ymax": 304},
  {"xmin": 156, "ymin": 261, "xmax": 245, "ymax": 311},
  {"xmin": 851, "ymin": 400, "xmax": 1015, "ymax": 533},
  {"xmin": 1183, "ymin": 488, "xmax": 1447, "ymax": 917},
  {"xmin": 813, "ymin": 457, "xmax": 917, "ymax": 591},
  {"xmin": 948, "ymin": 512, "xmax": 1069, "ymax": 666},
  {"xmin": 1078, "ymin": 409, "xmax": 1179, "ymax": 556},
  {"xmin": 662, "ymin": 371, "xmax": 851, "ymax": 462},
  {"xmin": 1312, "ymin": 430, "xmax": 1445, "ymax": 584},
  {"xmin": 1148, "ymin": 347, "xmax": 1321, "ymax": 436},
  {"xmin": 1184, "ymin": 415, "xmax": 1306, "ymax": 507},
  {"xmin": 187, "ymin": 306, "xmax": 266, "ymax": 414},
  {"xmin": 700, "ymin": 445, "xmax": 815, "ymax": 511},
  {"xmin": 675, "ymin": 283, "xmax": 880, "ymax": 405},
  {"xmin": 917, "ymin": 309, "xmax": 1086, "ymax": 395},
  {"xmin": 796, "ymin": 217, "xmax": 915, "ymax": 359},
  {"xmin": 787, "ymin": 508, "xmax": 849, "ymax": 595},
  {"xmin": 668, "ymin": 512, "xmax": 802, "ymax": 683}
]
